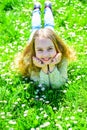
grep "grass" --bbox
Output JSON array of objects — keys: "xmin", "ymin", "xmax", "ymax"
[{"xmin": 0, "ymin": 0, "xmax": 87, "ymax": 129}]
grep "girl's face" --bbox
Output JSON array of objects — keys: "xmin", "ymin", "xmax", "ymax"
[{"xmin": 35, "ymin": 38, "xmax": 57, "ymax": 63}]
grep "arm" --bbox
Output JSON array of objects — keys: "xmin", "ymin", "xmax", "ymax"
[
  {"xmin": 40, "ymin": 58, "xmax": 68, "ymax": 88},
  {"xmin": 33, "ymin": 54, "xmax": 68, "ymax": 88},
  {"xmin": 49, "ymin": 58, "xmax": 68, "ymax": 88}
]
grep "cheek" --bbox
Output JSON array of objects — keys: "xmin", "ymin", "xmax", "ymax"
[
  {"xmin": 51, "ymin": 50, "xmax": 57, "ymax": 56},
  {"xmin": 35, "ymin": 51, "xmax": 41, "ymax": 58}
]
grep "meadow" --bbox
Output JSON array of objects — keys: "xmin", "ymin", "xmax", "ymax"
[{"xmin": 0, "ymin": 0, "xmax": 87, "ymax": 129}]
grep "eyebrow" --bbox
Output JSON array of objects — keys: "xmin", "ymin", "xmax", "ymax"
[{"xmin": 36, "ymin": 46, "xmax": 54, "ymax": 49}]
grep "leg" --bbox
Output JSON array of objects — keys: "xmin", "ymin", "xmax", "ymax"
[
  {"xmin": 44, "ymin": 1, "xmax": 54, "ymax": 30},
  {"xmin": 32, "ymin": 2, "xmax": 41, "ymax": 32},
  {"xmin": 32, "ymin": 9, "xmax": 41, "ymax": 31},
  {"xmin": 29, "ymin": 2, "xmax": 41, "ymax": 43}
]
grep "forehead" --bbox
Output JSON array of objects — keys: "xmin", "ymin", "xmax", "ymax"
[{"xmin": 35, "ymin": 38, "xmax": 54, "ymax": 48}]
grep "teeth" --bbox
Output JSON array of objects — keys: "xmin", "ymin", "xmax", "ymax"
[
  {"xmin": 43, "ymin": 58, "xmax": 49, "ymax": 61},
  {"xmin": 42, "ymin": 58, "xmax": 51, "ymax": 61}
]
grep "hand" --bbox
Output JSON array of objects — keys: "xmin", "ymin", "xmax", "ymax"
[
  {"xmin": 33, "ymin": 57, "xmax": 51, "ymax": 73},
  {"xmin": 33, "ymin": 56, "xmax": 45, "ymax": 68},
  {"xmin": 50, "ymin": 53, "xmax": 62, "ymax": 66}
]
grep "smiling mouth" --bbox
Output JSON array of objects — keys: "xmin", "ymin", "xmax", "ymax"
[{"xmin": 42, "ymin": 58, "xmax": 51, "ymax": 61}]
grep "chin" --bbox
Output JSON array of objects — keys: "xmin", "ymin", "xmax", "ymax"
[{"xmin": 43, "ymin": 60, "xmax": 50, "ymax": 65}]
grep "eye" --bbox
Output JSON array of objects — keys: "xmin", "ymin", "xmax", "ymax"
[
  {"xmin": 47, "ymin": 47, "xmax": 53, "ymax": 51},
  {"xmin": 37, "ymin": 49, "xmax": 43, "ymax": 52}
]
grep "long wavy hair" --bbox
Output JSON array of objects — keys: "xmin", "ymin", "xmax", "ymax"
[{"xmin": 15, "ymin": 28, "xmax": 75, "ymax": 76}]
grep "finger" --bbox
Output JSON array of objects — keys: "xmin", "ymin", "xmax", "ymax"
[
  {"xmin": 33, "ymin": 57, "xmax": 45, "ymax": 68},
  {"xmin": 58, "ymin": 53, "xmax": 62, "ymax": 58},
  {"xmin": 33, "ymin": 56, "xmax": 37, "ymax": 62},
  {"xmin": 33, "ymin": 57, "xmax": 39, "ymax": 65},
  {"xmin": 33, "ymin": 57, "xmax": 40, "ymax": 63},
  {"xmin": 55, "ymin": 53, "xmax": 60, "ymax": 59}
]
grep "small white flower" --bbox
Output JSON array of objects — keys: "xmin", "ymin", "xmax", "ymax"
[
  {"xmin": 35, "ymin": 95, "xmax": 39, "ymax": 99},
  {"xmin": 36, "ymin": 89, "xmax": 39, "ymax": 92},
  {"xmin": 41, "ymin": 95, "xmax": 46, "ymax": 99},
  {"xmin": 38, "ymin": 84, "xmax": 42, "ymax": 87},
  {"xmin": 14, "ymin": 41, "xmax": 17, "ymax": 45},
  {"xmin": 9, "ymin": 128, "xmax": 14, "ymax": 130},
  {"xmin": 21, "ymin": 23, "xmax": 26, "ymax": 27},
  {"xmin": 76, "ymin": 76, "xmax": 81, "ymax": 80},
  {"xmin": 73, "ymin": 121, "xmax": 78, "ymax": 124},
  {"xmin": 70, "ymin": 69, "xmax": 75, "ymax": 72},
  {"xmin": 63, "ymin": 90, "xmax": 67, "ymax": 93},
  {"xmin": 1, "ymin": 116, "xmax": 5, "ymax": 119},
  {"xmin": 53, "ymin": 107, "xmax": 57, "ymax": 111},
  {"xmin": 41, "ymin": 111, "xmax": 44, "ymax": 114},
  {"xmin": 36, "ymin": 116, "xmax": 40, "ymax": 119},
  {"xmin": 44, "ymin": 113, "xmax": 48, "ymax": 118},
  {"xmin": 65, "ymin": 117, "xmax": 69, "ymax": 120},
  {"xmin": 20, "ymin": 30, "xmax": 24, "ymax": 34},
  {"xmin": 24, "ymin": 110, "xmax": 28, "ymax": 116},
  {"xmin": 3, "ymin": 100, "xmax": 7, "ymax": 103},
  {"xmin": 68, "ymin": 80, "xmax": 72, "ymax": 84},
  {"xmin": 14, "ymin": 102, "xmax": 18, "ymax": 105},
  {"xmin": 69, "ymin": 32, "xmax": 76, "ymax": 37},
  {"xmin": 20, "ymin": 37, "xmax": 24, "ymax": 41},
  {"xmin": 70, "ymin": 116, "xmax": 75, "ymax": 120},
  {"xmin": 77, "ymin": 66, "xmax": 81, "ymax": 68},
  {"xmin": 45, "ymin": 101, "xmax": 49, "ymax": 104},
  {"xmin": 57, "ymin": 116, "xmax": 61, "ymax": 119},
  {"xmin": 24, "ymin": 87, "xmax": 27, "ymax": 90},
  {"xmin": 55, "ymin": 124, "xmax": 63, "ymax": 129},
  {"xmin": 5, "ymin": 48, "xmax": 9, "ymax": 53},
  {"xmin": 24, "ymin": 110, "xmax": 28, "ymax": 114},
  {"xmin": 60, "ymin": 107, "xmax": 64, "ymax": 112},
  {"xmin": 36, "ymin": 128, "xmax": 40, "ymax": 130},
  {"xmin": 22, "ymin": 104, "xmax": 25, "ymax": 107},
  {"xmin": 39, "ymin": 108, "xmax": 43, "ymax": 111},
  {"xmin": 41, "ymin": 87, "xmax": 45, "ymax": 91},
  {"xmin": 7, "ymin": 112, "xmax": 12, "ymax": 117},
  {"xmin": 34, "ymin": 91, "xmax": 38, "ymax": 94},
  {"xmin": 30, "ymin": 128, "xmax": 35, "ymax": 130},
  {"xmin": 81, "ymin": 75, "xmax": 85, "ymax": 78},
  {"xmin": 68, "ymin": 128, "xmax": 72, "ymax": 130},
  {"xmin": 24, "ymin": 113, "xmax": 27, "ymax": 117},
  {"xmin": 77, "ymin": 109, "xmax": 82, "ymax": 113},
  {"xmin": 9, "ymin": 120, "xmax": 16, "ymax": 125},
  {"xmin": 39, "ymin": 98, "xmax": 44, "ymax": 101},
  {"xmin": 40, "ymin": 122, "xmax": 50, "ymax": 128},
  {"xmin": 0, "ymin": 112, "xmax": 5, "ymax": 115},
  {"xmin": 65, "ymin": 106, "xmax": 69, "ymax": 109}
]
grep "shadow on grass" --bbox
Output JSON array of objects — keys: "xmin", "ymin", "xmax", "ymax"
[{"xmin": 20, "ymin": 77, "xmax": 67, "ymax": 110}]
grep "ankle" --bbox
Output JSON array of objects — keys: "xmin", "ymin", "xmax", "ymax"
[
  {"xmin": 45, "ymin": 1, "xmax": 52, "ymax": 10},
  {"xmin": 33, "ymin": 2, "xmax": 41, "ymax": 10}
]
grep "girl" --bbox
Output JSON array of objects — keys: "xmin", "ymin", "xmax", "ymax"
[{"xmin": 15, "ymin": 1, "xmax": 75, "ymax": 89}]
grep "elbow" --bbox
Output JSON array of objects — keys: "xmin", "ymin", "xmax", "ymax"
[
  {"xmin": 58, "ymin": 76, "xmax": 68, "ymax": 87},
  {"xmin": 63, "ymin": 76, "xmax": 68, "ymax": 84}
]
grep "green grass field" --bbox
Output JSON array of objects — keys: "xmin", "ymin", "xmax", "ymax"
[{"xmin": 0, "ymin": 0, "xmax": 87, "ymax": 129}]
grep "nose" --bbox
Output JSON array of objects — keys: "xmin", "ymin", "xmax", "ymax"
[{"xmin": 42, "ymin": 50, "xmax": 50, "ymax": 58}]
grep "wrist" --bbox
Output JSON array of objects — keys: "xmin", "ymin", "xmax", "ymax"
[
  {"xmin": 49, "ymin": 65, "xmax": 55, "ymax": 72},
  {"xmin": 41, "ymin": 64, "xmax": 56, "ymax": 74},
  {"xmin": 42, "ymin": 65, "xmax": 48, "ymax": 74}
]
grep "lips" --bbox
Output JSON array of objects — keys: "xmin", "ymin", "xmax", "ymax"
[{"xmin": 41, "ymin": 58, "xmax": 51, "ymax": 61}]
